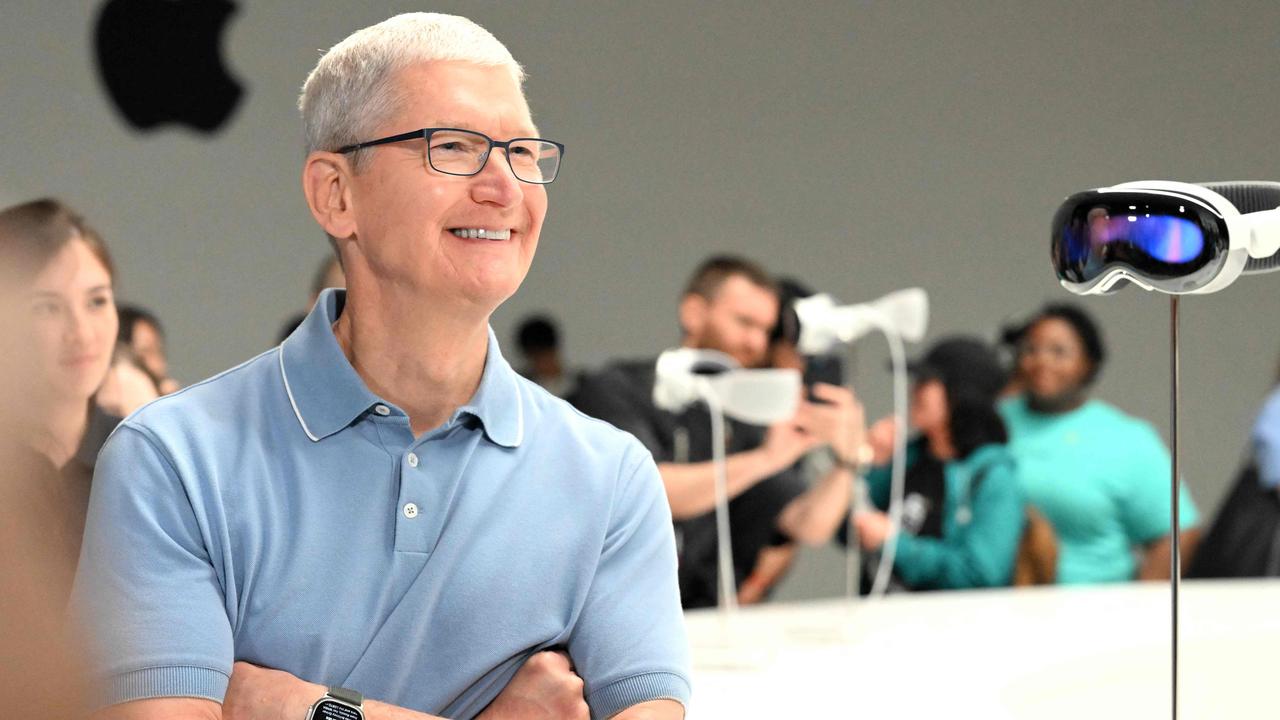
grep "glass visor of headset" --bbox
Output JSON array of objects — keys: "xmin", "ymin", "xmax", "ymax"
[{"xmin": 1051, "ymin": 181, "xmax": 1280, "ymax": 296}]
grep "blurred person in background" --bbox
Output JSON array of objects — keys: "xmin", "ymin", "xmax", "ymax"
[
  {"xmin": 736, "ymin": 278, "xmax": 848, "ymax": 603},
  {"xmin": 1250, "ymin": 357, "xmax": 1280, "ymax": 493},
  {"xmin": 0, "ymin": 198, "xmax": 122, "ymax": 589},
  {"xmin": 0, "ymin": 223, "xmax": 92, "ymax": 720},
  {"xmin": 571, "ymin": 255, "xmax": 864, "ymax": 608},
  {"xmin": 277, "ymin": 254, "xmax": 346, "ymax": 341},
  {"xmin": 848, "ymin": 337, "xmax": 1026, "ymax": 590},
  {"xmin": 514, "ymin": 313, "xmax": 578, "ymax": 398},
  {"xmin": 118, "ymin": 304, "xmax": 179, "ymax": 393},
  {"xmin": 96, "ymin": 343, "xmax": 161, "ymax": 417},
  {"xmin": 1188, "ymin": 354, "xmax": 1280, "ymax": 578},
  {"xmin": 1000, "ymin": 303, "xmax": 1200, "ymax": 583}
]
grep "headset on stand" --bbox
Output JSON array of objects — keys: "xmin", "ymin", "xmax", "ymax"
[{"xmin": 1049, "ymin": 180, "xmax": 1280, "ymax": 720}]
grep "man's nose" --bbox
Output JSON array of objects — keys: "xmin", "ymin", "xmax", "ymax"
[{"xmin": 470, "ymin": 149, "xmax": 523, "ymax": 208}]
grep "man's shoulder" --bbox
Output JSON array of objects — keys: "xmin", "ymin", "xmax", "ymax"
[
  {"xmin": 124, "ymin": 346, "xmax": 285, "ymax": 441},
  {"xmin": 518, "ymin": 372, "xmax": 652, "ymax": 466}
]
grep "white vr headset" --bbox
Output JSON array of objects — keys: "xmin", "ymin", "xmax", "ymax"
[
  {"xmin": 1051, "ymin": 180, "xmax": 1280, "ymax": 296},
  {"xmin": 792, "ymin": 288, "xmax": 929, "ymax": 355},
  {"xmin": 652, "ymin": 348, "xmax": 801, "ymax": 426}
]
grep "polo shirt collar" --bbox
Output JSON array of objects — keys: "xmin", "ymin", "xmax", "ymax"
[
  {"xmin": 279, "ymin": 289, "xmax": 524, "ymax": 448},
  {"xmin": 455, "ymin": 326, "xmax": 524, "ymax": 448}
]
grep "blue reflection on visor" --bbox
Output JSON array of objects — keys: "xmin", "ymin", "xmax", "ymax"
[{"xmin": 1081, "ymin": 212, "xmax": 1205, "ymax": 264}]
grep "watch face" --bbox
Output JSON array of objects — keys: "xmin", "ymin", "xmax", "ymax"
[{"xmin": 313, "ymin": 699, "xmax": 362, "ymax": 720}]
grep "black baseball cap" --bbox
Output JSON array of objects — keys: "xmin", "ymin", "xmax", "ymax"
[{"xmin": 905, "ymin": 336, "xmax": 1007, "ymax": 401}]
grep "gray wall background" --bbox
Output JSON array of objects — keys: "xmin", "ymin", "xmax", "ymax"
[{"xmin": 3, "ymin": 1, "xmax": 1279, "ymax": 602}]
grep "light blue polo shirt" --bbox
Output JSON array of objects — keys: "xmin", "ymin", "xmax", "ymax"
[{"xmin": 73, "ymin": 289, "xmax": 690, "ymax": 720}]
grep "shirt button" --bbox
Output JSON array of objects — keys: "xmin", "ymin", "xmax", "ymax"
[
  {"xmin": 407, "ymin": 452, "xmax": 419, "ymax": 468},
  {"xmin": 403, "ymin": 502, "xmax": 419, "ymax": 519},
  {"xmin": 374, "ymin": 404, "xmax": 391, "ymax": 416}
]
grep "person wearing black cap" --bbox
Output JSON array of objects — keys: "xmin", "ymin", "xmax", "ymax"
[
  {"xmin": 999, "ymin": 303, "xmax": 1200, "ymax": 584},
  {"xmin": 849, "ymin": 336, "xmax": 1027, "ymax": 590}
]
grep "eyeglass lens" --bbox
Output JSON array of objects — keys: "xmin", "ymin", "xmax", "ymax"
[{"xmin": 427, "ymin": 129, "xmax": 560, "ymax": 183}]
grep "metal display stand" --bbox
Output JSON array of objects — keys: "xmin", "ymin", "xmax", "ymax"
[{"xmin": 1169, "ymin": 296, "xmax": 1182, "ymax": 719}]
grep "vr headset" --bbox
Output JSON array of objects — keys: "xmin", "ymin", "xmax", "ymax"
[
  {"xmin": 1051, "ymin": 181, "xmax": 1280, "ymax": 295},
  {"xmin": 652, "ymin": 348, "xmax": 801, "ymax": 425},
  {"xmin": 793, "ymin": 288, "xmax": 929, "ymax": 354}
]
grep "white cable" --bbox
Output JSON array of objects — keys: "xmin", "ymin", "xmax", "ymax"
[
  {"xmin": 845, "ymin": 341, "xmax": 863, "ymax": 602},
  {"xmin": 698, "ymin": 378, "xmax": 739, "ymax": 615},
  {"xmin": 868, "ymin": 326, "xmax": 910, "ymax": 598}
]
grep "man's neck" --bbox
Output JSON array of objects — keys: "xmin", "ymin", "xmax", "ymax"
[{"xmin": 333, "ymin": 285, "xmax": 491, "ymax": 437}]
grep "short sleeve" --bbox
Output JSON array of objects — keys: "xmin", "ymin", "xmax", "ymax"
[
  {"xmin": 70, "ymin": 423, "xmax": 234, "ymax": 707},
  {"xmin": 568, "ymin": 445, "xmax": 691, "ymax": 720},
  {"xmin": 1116, "ymin": 423, "xmax": 1200, "ymax": 545}
]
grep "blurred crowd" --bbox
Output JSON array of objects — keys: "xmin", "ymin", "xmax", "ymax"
[{"xmin": 516, "ymin": 255, "xmax": 1279, "ymax": 604}]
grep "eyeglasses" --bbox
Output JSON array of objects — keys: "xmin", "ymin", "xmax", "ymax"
[
  {"xmin": 336, "ymin": 127, "xmax": 564, "ymax": 184},
  {"xmin": 1016, "ymin": 341, "xmax": 1080, "ymax": 362}
]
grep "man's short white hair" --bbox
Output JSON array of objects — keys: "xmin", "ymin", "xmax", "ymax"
[{"xmin": 299, "ymin": 13, "xmax": 525, "ymax": 168}]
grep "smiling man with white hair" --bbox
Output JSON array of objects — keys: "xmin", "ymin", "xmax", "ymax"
[{"xmin": 73, "ymin": 13, "xmax": 690, "ymax": 720}]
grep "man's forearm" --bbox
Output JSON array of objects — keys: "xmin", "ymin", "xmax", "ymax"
[
  {"xmin": 611, "ymin": 699, "xmax": 685, "ymax": 720},
  {"xmin": 360, "ymin": 700, "xmax": 447, "ymax": 719},
  {"xmin": 776, "ymin": 465, "xmax": 854, "ymax": 545},
  {"xmin": 92, "ymin": 698, "xmax": 222, "ymax": 720},
  {"xmin": 92, "ymin": 696, "xmax": 449, "ymax": 720},
  {"xmin": 659, "ymin": 449, "xmax": 783, "ymax": 520}
]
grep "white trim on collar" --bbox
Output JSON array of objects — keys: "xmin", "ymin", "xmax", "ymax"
[{"xmin": 279, "ymin": 343, "xmax": 320, "ymax": 443}]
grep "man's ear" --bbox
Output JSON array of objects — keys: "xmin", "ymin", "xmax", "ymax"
[
  {"xmin": 302, "ymin": 152, "xmax": 358, "ymax": 241},
  {"xmin": 678, "ymin": 294, "xmax": 708, "ymax": 341}
]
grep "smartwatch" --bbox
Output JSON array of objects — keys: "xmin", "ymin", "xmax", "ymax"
[{"xmin": 305, "ymin": 686, "xmax": 365, "ymax": 720}]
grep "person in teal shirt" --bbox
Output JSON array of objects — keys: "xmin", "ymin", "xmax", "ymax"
[
  {"xmin": 852, "ymin": 337, "xmax": 1026, "ymax": 590},
  {"xmin": 1000, "ymin": 304, "xmax": 1200, "ymax": 584}
]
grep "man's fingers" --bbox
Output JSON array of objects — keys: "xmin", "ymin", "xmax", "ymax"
[
  {"xmin": 531, "ymin": 649, "xmax": 573, "ymax": 673},
  {"xmin": 810, "ymin": 382, "xmax": 855, "ymax": 404}
]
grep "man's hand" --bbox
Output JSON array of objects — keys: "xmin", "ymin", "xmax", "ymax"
[
  {"xmin": 794, "ymin": 383, "xmax": 866, "ymax": 465},
  {"xmin": 479, "ymin": 650, "xmax": 588, "ymax": 720},
  {"xmin": 760, "ymin": 412, "xmax": 821, "ymax": 472},
  {"xmin": 223, "ymin": 661, "xmax": 323, "ymax": 720},
  {"xmin": 853, "ymin": 510, "xmax": 894, "ymax": 551}
]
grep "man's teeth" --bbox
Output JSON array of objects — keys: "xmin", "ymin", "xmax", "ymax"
[{"xmin": 450, "ymin": 228, "xmax": 511, "ymax": 240}]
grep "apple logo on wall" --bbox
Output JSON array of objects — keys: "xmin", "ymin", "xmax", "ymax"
[{"xmin": 94, "ymin": 0, "xmax": 245, "ymax": 133}]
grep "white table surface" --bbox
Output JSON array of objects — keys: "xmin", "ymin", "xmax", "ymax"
[{"xmin": 683, "ymin": 579, "xmax": 1280, "ymax": 718}]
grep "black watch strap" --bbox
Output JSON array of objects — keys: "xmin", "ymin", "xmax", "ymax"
[{"xmin": 329, "ymin": 687, "xmax": 363, "ymax": 706}]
